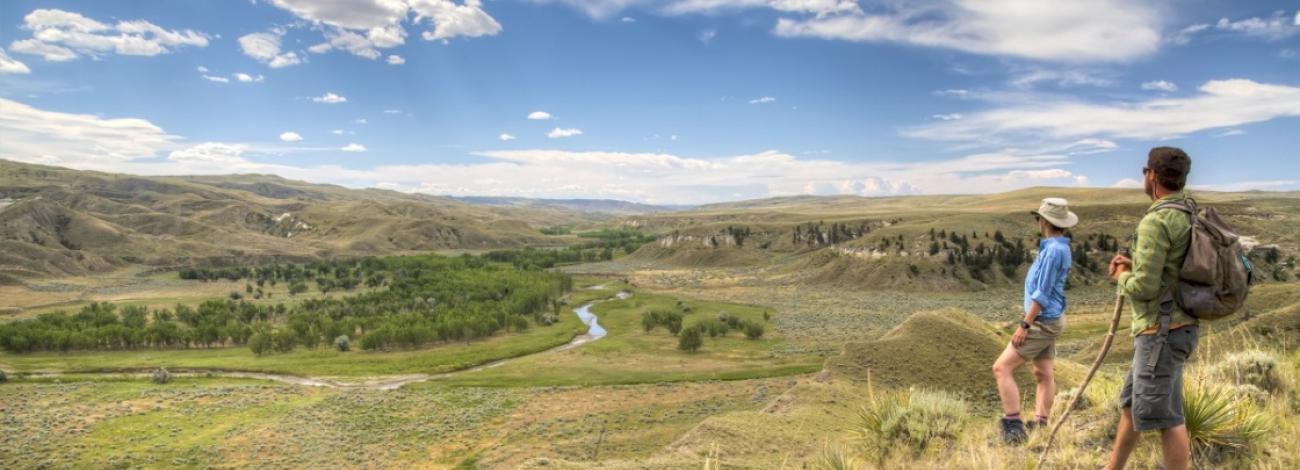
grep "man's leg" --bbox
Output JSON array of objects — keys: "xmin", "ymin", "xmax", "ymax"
[
  {"xmin": 992, "ymin": 343, "xmax": 1027, "ymax": 416},
  {"xmin": 1160, "ymin": 424, "xmax": 1190, "ymax": 470},
  {"xmin": 1032, "ymin": 358, "xmax": 1055, "ymax": 420},
  {"xmin": 1106, "ymin": 407, "xmax": 1140, "ymax": 470}
]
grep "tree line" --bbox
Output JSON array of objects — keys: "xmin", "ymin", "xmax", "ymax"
[{"xmin": 0, "ymin": 254, "xmax": 571, "ymax": 354}]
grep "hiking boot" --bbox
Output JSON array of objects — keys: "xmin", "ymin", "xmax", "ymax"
[
  {"xmin": 1025, "ymin": 417, "xmax": 1049, "ymax": 432},
  {"xmin": 1000, "ymin": 418, "xmax": 1027, "ymax": 444}
]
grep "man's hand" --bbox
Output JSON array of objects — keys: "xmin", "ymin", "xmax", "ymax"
[
  {"xmin": 1012, "ymin": 325, "xmax": 1028, "ymax": 347},
  {"xmin": 1108, "ymin": 255, "xmax": 1132, "ymax": 282}
]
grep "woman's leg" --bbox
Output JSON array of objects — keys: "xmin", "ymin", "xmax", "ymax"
[
  {"xmin": 1032, "ymin": 358, "xmax": 1055, "ymax": 420},
  {"xmin": 992, "ymin": 343, "xmax": 1027, "ymax": 416}
]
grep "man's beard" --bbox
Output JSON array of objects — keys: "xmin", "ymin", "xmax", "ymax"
[{"xmin": 1143, "ymin": 176, "xmax": 1155, "ymax": 199}]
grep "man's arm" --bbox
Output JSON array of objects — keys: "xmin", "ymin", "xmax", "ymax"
[{"xmin": 1115, "ymin": 214, "xmax": 1169, "ymax": 301}]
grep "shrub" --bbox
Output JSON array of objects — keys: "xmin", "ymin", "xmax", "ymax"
[
  {"xmin": 1210, "ymin": 350, "xmax": 1284, "ymax": 394},
  {"xmin": 151, "ymin": 367, "xmax": 172, "ymax": 384},
  {"xmin": 678, "ymin": 327, "xmax": 703, "ymax": 353},
  {"xmin": 249, "ymin": 332, "xmax": 272, "ymax": 355},
  {"xmin": 743, "ymin": 321, "xmax": 765, "ymax": 340},
  {"xmin": 850, "ymin": 388, "xmax": 969, "ymax": 464},
  {"xmin": 1183, "ymin": 381, "xmax": 1270, "ymax": 460},
  {"xmin": 334, "ymin": 335, "xmax": 350, "ymax": 352},
  {"xmin": 812, "ymin": 444, "xmax": 865, "ymax": 470},
  {"xmin": 0, "ymin": 369, "xmax": 7, "ymax": 383},
  {"xmin": 229, "ymin": 291, "xmax": 243, "ymax": 300}
]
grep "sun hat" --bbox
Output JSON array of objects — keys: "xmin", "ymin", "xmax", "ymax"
[{"xmin": 1032, "ymin": 197, "xmax": 1079, "ymax": 229}]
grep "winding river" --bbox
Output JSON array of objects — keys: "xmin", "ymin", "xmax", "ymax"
[{"xmin": 13, "ymin": 291, "xmax": 631, "ymax": 390}]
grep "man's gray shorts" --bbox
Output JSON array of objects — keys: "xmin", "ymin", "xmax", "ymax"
[{"xmin": 1119, "ymin": 325, "xmax": 1199, "ymax": 432}]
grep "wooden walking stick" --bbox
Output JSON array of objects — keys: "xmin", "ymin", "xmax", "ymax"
[{"xmin": 1035, "ymin": 293, "xmax": 1126, "ymax": 468}]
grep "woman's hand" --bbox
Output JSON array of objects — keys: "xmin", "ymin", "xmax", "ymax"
[{"xmin": 1012, "ymin": 325, "xmax": 1028, "ymax": 347}]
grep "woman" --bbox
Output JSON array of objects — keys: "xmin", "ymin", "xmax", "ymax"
[{"xmin": 991, "ymin": 197, "xmax": 1077, "ymax": 444}]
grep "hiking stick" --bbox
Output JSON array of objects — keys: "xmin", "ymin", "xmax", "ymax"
[{"xmin": 1035, "ymin": 294, "xmax": 1125, "ymax": 468}]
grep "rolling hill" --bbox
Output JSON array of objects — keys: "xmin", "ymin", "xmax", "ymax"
[{"xmin": 0, "ymin": 160, "xmax": 607, "ymax": 283}]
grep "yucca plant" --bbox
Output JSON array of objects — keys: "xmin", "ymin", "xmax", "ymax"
[
  {"xmin": 848, "ymin": 386, "xmax": 969, "ymax": 465},
  {"xmin": 812, "ymin": 443, "xmax": 866, "ymax": 470},
  {"xmin": 1183, "ymin": 381, "xmax": 1271, "ymax": 460}
]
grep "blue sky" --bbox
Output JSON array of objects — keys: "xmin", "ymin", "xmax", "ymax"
[{"xmin": 0, "ymin": 0, "xmax": 1298, "ymax": 204}]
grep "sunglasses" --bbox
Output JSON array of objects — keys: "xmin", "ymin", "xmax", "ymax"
[{"xmin": 1142, "ymin": 167, "xmax": 1151, "ymax": 175}]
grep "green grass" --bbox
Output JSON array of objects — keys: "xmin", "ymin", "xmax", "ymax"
[{"xmin": 435, "ymin": 290, "xmax": 823, "ymax": 387}]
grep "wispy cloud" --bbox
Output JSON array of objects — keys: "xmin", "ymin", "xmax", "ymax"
[
  {"xmin": 312, "ymin": 92, "xmax": 347, "ymax": 104},
  {"xmin": 9, "ymin": 8, "xmax": 208, "ymax": 62},
  {"xmin": 546, "ymin": 127, "xmax": 583, "ymax": 138},
  {"xmin": 1141, "ymin": 80, "xmax": 1177, "ymax": 92},
  {"xmin": 279, "ymin": 131, "xmax": 303, "ymax": 142},
  {"xmin": 748, "ymin": 96, "xmax": 776, "ymax": 104}
]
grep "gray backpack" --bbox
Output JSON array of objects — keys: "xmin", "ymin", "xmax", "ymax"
[{"xmin": 1152, "ymin": 198, "xmax": 1253, "ymax": 320}]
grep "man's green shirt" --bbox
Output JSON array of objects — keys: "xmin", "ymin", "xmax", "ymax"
[{"xmin": 1116, "ymin": 192, "xmax": 1199, "ymax": 335}]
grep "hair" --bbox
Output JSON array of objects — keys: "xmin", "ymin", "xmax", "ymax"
[{"xmin": 1148, "ymin": 147, "xmax": 1192, "ymax": 191}]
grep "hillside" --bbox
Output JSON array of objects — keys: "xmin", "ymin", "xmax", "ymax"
[
  {"xmin": 621, "ymin": 187, "xmax": 1300, "ymax": 291},
  {"xmin": 451, "ymin": 196, "xmax": 687, "ymax": 215},
  {"xmin": 0, "ymin": 160, "xmax": 604, "ymax": 282}
]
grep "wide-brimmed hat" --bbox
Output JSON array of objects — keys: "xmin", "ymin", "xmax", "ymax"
[{"xmin": 1032, "ymin": 197, "xmax": 1079, "ymax": 229}]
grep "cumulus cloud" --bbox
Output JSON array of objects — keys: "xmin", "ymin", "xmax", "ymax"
[
  {"xmin": 772, "ymin": 0, "xmax": 1161, "ymax": 63},
  {"xmin": 8, "ymin": 9, "xmax": 208, "ymax": 62},
  {"xmin": 907, "ymin": 79, "xmax": 1300, "ymax": 142},
  {"xmin": 312, "ymin": 92, "xmax": 348, "ymax": 104},
  {"xmin": 386, "ymin": 54, "xmax": 405, "ymax": 64},
  {"xmin": 279, "ymin": 131, "xmax": 303, "ymax": 142},
  {"xmin": 169, "ymin": 142, "xmax": 249, "ymax": 164},
  {"xmin": 341, "ymin": 143, "xmax": 368, "ymax": 152},
  {"xmin": 1214, "ymin": 11, "xmax": 1300, "ymax": 40},
  {"xmin": 498, "ymin": 133, "xmax": 517, "ymax": 141},
  {"xmin": 1141, "ymin": 80, "xmax": 1178, "ymax": 92},
  {"xmin": 0, "ymin": 97, "xmax": 177, "ymax": 166},
  {"xmin": 263, "ymin": 0, "xmax": 502, "ymax": 52},
  {"xmin": 527, "ymin": 111, "xmax": 552, "ymax": 120},
  {"xmin": 0, "ymin": 49, "xmax": 31, "ymax": 74},
  {"xmin": 233, "ymin": 72, "xmax": 264, "ymax": 82},
  {"xmin": 238, "ymin": 31, "xmax": 301, "ymax": 68},
  {"xmin": 748, "ymin": 96, "xmax": 776, "ymax": 104},
  {"xmin": 547, "ymin": 127, "xmax": 584, "ymax": 138}
]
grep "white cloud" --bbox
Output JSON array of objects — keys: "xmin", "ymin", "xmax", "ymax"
[
  {"xmin": 313, "ymin": 92, "xmax": 348, "ymax": 104},
  {"xmin": 355, "ymin": 118, "xmax": 368, "ymax": 124},
  {"xmin": 383, "ymin": 109, "xmax": 402, "ymax": 114},
  {"xmin": 341, "ymin": 143, "xmax": 368, "ymax": 152},
  {"xmin": 772, "ymin": 0, "xmax": 1161, "ymax": 63},
  {"xmin": 233, "ymin": 72, "xmax": 264, "ymax": 82},
  {"xmin": 279, "ymin": 131, "xmax": 304, "ymax": 142},
  {"xmin": 932, "ymin": 113, "xmax": 962, "ymax": 121},
  {"xmin": 411, "ymin": 0, "xmax": 503, "ymax": 41},
  {"xmin": 748, "ymin": 96, "xmax": 776, "ymax": 104},
  {"xmin": 202, "ymin": 74, "xmax": 230, "ymax": 83},
  {"xmin": 1141, "ymin": 80, "xmax": 1177, "ymax": 92},
  {"xmin": 498, "ymin": 133, "xmax": 517, "ymax": 141},
  {"xmin": 933, "ymin": 89, "xmax": 970, "ymax": 98},
  {"xmin": 908, "ymin": 79, "xmax": 1300, "ymax": 142},
  {"xmin": 196, "ymin": 65, "xmax": 209, "ymax": 73},
  {"xmin": 527, "ymin": 110, "xmax": 552, "ymax": 120},
  {"xmin": 8, "ymin": 9, "xmax": 208, "ymax": 62},
  {"xmin": 0, "ymin": 49, "xmax": 31, "ymax": 74},
  {"xmin": 1296, "ymin": 10, "xmax": 1299, "ymax": 26},
  {"xmin": 1215, "ymin": 128, "xmax": 1245, "ymax": 138},
  {"xmin": 665, "ymin": 0, "xmax": 861, "ymax": 16},
  {"xmin": 547, "ymin": 127, "xmax": 584, "ymax": 138},
  {"xmin": 1214, "ymin": 11, "xmax": 1300, "ymax": 41},
  {"xmin": 621, "ymin": 16, "xmax": 636, "ymax": 23},
  {"xmin": 697, "ymin": 28, "xmax": 717, "ymax": 44},
  {"xmin": 1010, "ymin": 68, "xmax": 1116, "ymax": 89},
  {"xmin": 169, "ymin": 142, "xmax": 249, "ymax": 164},
  {"xmin": 330, "ymin": 129, "xmax": 346, "ymax": 135},
  {"xmin": 386, "ymin": 54, "xmax": 405, "ymax": 64},
  {"xmin": 238, "ymin": 32, "xmax": 301, "ymax": 68},
  {"xmin": 0, "ymin": 97, "xmax": 177, "ymax": 165}
]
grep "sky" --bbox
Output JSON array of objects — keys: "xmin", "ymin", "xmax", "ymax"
[{"xmin": 0, "ymin": 0, "xmax": 1298, "ymax": 205}]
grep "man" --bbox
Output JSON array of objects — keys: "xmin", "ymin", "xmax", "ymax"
[
  {"xmin": 992, "ymin": 197, "xmax": 1077, "ymax": 444},
  {"xmin": 1106, "ymin": 147, "xmax": 1198, "ymax": 470}
]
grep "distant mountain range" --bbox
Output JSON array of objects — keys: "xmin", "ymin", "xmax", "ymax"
[{"xmin": 451, "ymin": 196, "xmax": 689, "ymax": 215}]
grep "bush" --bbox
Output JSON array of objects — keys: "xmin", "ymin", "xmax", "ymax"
[
  {"xmin": 334, "ymin": 335, "xmax": 350, "ymax": 352},
  {"xmin": 249, "ymin": 332, "xmax": 272, "ymax": 355},
  {"xmin": 0, "ymin": 369, "xmax": 7, "ymax": 383},
  {"xmin": 850, "ymin": 388, "xmax": 969, "ymax": 464},
  {"xmin": 743, "ymin": 321, "xmax": 765, "ymax": 340},
  {"xmin": 812, "ymin": 444, "xmax": 865, "ymax": 470},
  {"xmin": 1183, "ymin": 381, "xmax": 1270, "ymax": 459},
  {"xmin": 151, "ymin": 367, "xmax": 172, "ymax": 384},
  {"xmin": 678, "ymin": 327, "xmax": 703, "ymax": 353},
  {"xmin": 1210, "ymin": 350, "xmax": 1284, "ymax": 394}
]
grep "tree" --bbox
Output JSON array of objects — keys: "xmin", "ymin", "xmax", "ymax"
[
  {"xmin": 289, "ymin": 282, "xmax": 308, "ymax": 296},
  {"xmin": 743, "ymin": 321, "xmax": 765, "ymax": 340},
  {"xmin": 678, "ymin": 327, "xmax": 703, "ymax": 353},
  {"xmin": 249, "ymin": 332, "xmax": 272, "ymax": 355}
]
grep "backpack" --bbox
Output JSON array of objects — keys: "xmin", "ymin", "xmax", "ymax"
[{"xmin": 1152, "ymin": 198, "xmax": 1253, "ymax": 320}]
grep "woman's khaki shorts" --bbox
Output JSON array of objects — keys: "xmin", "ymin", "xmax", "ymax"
[{"xmin": 1014, "ymin": 318, "xmax": 1063, "ymax": 360}]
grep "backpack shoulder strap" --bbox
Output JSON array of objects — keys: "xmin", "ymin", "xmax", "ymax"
[{"xmin": 1149, "ymin": 199, "xmax": 1193, "ymax": 214}]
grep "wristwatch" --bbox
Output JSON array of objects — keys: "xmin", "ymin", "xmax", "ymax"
[{"xmin": 1019, "ymin": 320, "xmax": 1032, "ymax": 330}]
